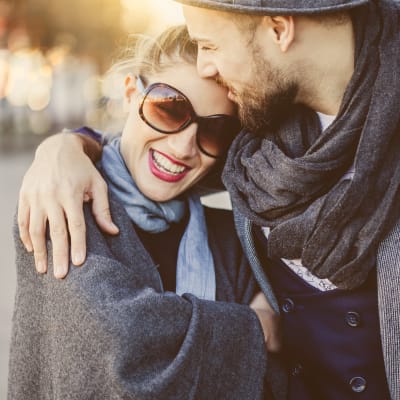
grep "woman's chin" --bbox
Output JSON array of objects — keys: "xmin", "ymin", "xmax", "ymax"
[{"xmin": 139, "ymin": 184, "xmax": 183, "ymax": 203}]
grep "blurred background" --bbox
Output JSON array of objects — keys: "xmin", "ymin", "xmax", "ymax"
[
  {"xmin": 0, "ymin": 0, "xmax": 186, "ymax": 150},
  {"xmin": 0, "ymin": 0, "xmax": 191, "ymax": 397}
]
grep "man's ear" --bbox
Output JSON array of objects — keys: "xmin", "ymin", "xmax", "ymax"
[
  {"xmin": 123, "ymin": 74, "xmax": 136, "ymax": 112},
  {"xmin": 267, "ymin": 15, "xmax": 295, "ymax": 53}
]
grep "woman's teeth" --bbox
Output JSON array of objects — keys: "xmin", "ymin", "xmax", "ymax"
[{"xmin": 152, "ymin": 151, "xmax": 187, "ymax": 175}]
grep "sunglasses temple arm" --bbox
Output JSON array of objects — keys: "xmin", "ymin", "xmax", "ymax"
[{"xmin": 136, "ymin": 75, "xmax": 146, "ymax": 93}]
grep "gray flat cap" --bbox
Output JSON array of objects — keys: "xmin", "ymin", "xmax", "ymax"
[{"xmin": 174, "ymin": 0, "xmax": 369, "ymax": 15}]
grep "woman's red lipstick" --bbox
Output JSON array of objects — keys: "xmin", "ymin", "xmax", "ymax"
[{"xmin": 148, "ymin": 149, "xmax": 191, "ymax": 182}]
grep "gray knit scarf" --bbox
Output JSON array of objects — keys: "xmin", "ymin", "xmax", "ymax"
[{"xmin": 223, "ymin": 0, "xmax": 400, "ymax": 290}]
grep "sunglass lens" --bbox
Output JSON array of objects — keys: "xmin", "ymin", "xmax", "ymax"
[
  {"xmin": 198, "ymin": 117, "xmax": 241, "ymax": 157},
  {"xmin": 142, "ymin": 85, "xmax": 192, "ymax": 132}
]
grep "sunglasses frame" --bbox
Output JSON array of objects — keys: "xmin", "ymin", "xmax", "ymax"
[{"xmin": 136, "ymin": 75, "xmax": 240, "ymax": 159}]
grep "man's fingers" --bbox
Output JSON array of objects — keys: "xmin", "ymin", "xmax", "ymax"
[
  {"xmin": 17, "ymin": 198, "xmax": 33, "ymax": 252},
  {"xmin": 91, "ymin": 179, "xmax": 119, "ymax": 234},
  {"xmin": 250, "ymin": 291, "xmax": 273, "ymax": 310},
  {"xmin": 64, "ymin": 200, "xmax": 87, "ymax": 266},
  {"xmin": 250, "ymin": 292, "xmax": 281, "ymax": 353},
  {"xmin": 47, "ymin": 207, "xmax": 70, "ymax": 279},
  {"xmin": 266, "ymin": 320, "xmax": 282, "ymax": 353},
  {"xmin": 28, "ymin": 209, "xmax": 48, "ymax": 274}
]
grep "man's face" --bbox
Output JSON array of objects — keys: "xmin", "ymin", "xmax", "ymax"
[
  {"xmin": 183, "ymin": 5, "xmax": 297, "ymax": 132},
  {"xmin": 229, "ymin": 50, "xmax": 298, "ymax": 133}
]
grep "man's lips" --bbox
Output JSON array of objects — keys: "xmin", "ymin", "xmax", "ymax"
[
  {"xmin": 215, "ymin": 77, "xmax": 237, "ymax": 102},
  {"xmin": 148, "ymin": 149, "xmax": 191, "ymax": 182}
]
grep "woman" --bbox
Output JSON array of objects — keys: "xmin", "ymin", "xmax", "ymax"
[{"xmin": 9, "ymin": 26, "xmax": 278, "ymax": 400}]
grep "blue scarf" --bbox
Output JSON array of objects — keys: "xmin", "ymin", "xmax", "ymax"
[{"xmin": 101, "ymin": 137, "xmax": 216, "ymax": 301}]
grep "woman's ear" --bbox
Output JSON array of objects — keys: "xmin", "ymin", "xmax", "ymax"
[
  {"xmin": 123, "ymin": 73, "xmax": 136, "ymax": 112},
  {"xmin": 268, "ymin": 15, "xmax": 295, "ymax": 53}
]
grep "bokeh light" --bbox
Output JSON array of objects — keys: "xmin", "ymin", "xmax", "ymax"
[
  {"xmin": 0, "ymin": 0, "xmax": 187, "ymax": 150},
  {"xmin": 120, "ymin": 0, "xmax": 184, "ymax": 33}
]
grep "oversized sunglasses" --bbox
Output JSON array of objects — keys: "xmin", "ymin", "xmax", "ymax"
[{"xmin": 136, "ymin": 76, "xmax": 241, "ymax": 158}]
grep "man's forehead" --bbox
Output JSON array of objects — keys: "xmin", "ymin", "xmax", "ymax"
[{"xmin": 183, "ymin": 4, "xmax": 231, "ymax": 41}]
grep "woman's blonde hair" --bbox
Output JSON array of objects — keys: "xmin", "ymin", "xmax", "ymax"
[
  {"xmin": 105, "ymin": 25, "xmax": 226, "ymax": 192},
  {"xmin": 108, "ymin": 24, "xmax": 197, "ymax": 79}
]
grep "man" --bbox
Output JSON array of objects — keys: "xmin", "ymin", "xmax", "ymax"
[
  {"xmin": 17, "ymin": 0, "xmax": 400, "ymax": 399},
  {"xmin": 170, "ymin": 1, "xmax": 399, "ymax": 399}
]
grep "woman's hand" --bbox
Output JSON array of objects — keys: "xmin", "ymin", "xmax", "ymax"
[
  {"xmin": 18, "ymin": 133, "xmax": 119, "ymax": 278},
  {"xmin": 250, "ymin": 291, "xmax": 281, "ymax": 353}
]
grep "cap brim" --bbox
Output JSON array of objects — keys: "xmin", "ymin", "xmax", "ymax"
[{"xmin": 174, "ymin": 0, "xmax": 369, "ymax": 15}]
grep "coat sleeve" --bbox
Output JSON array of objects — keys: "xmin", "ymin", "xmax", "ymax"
[{"xmin": 9, "ymin": 217, "xmax": 267, "ymax": 400}]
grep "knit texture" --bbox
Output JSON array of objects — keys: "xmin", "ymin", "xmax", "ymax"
[
  {"xmin": 8, "ymin": 198, "xmax": 267, "ymax": 400},
  {"xmin": 223, "ymin": 0, "xmax": 400, "ymax": 290},
  {"xmin": 233, "ymin": 209, "xmax": 400, "ymax": 400}
]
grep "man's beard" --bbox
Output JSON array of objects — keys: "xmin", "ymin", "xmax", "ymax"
[
  {"xmin": 223, "ymin": 58, "xmax": 298, "ymax": 135},
  {"xmin": 237, "ymin": 81, "xmax": 297, "ymax": 134}
]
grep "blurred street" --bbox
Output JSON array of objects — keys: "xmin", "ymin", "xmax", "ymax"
[{"xmin": 0, "ymin": 150, "xmax": 34, "ymax": 398}]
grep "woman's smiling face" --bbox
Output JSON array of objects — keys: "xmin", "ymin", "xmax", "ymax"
[{"xmin": 120, "ymin": 63, "xmax": 236, "ymax": 202}]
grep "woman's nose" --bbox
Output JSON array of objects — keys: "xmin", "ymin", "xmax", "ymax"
[{"xmin": 167, "ymin": 124, "xmax": 198, "ymax": 159}]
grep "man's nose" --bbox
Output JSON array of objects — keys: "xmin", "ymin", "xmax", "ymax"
[
  {"xmin": 167, "ymin": 124, "xmax": 198, "ymax": 159},
  {"xmin": 197, "ymin": 53, "xmax": 218, "ymax": 78}
]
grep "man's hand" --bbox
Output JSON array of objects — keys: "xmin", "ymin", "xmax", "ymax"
[
  {"xmin": 250, "ymin": 292, "xmax": 281, "ymax": 353},
  {"xmin": 17, "ymin": 133, "xmax": 119, "ymax": 279}
]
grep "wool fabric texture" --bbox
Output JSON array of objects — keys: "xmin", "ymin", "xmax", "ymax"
[
  {"xmin": 174, "ymin": 0, "xmax": 368, "ymax": 15},
  {"xmin": 101, "ymin": 137, "xmax": 216, "ymax": 300},
  {"xmin": 9, "ymin": 201, "xmax": 266, "ymax": 400},
  {"xmin": 223, "ymin": 0, "xmax": 400, "ymax": 290}
]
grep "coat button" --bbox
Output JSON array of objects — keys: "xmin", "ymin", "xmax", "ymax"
[
  {"xmin": 349, "ymin": 376, "xmax": 367, "ymax": 393},
  {"xmin": 282, "ymin": 298, "xmax": 295, "ymax": 313},
  {"xmin": 346, "ymin": 311, "xmax": 361, "ymax": 327},
  {"xmin": 291, "ymin": 363, "xmax": 303, "ymax": 377}
]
